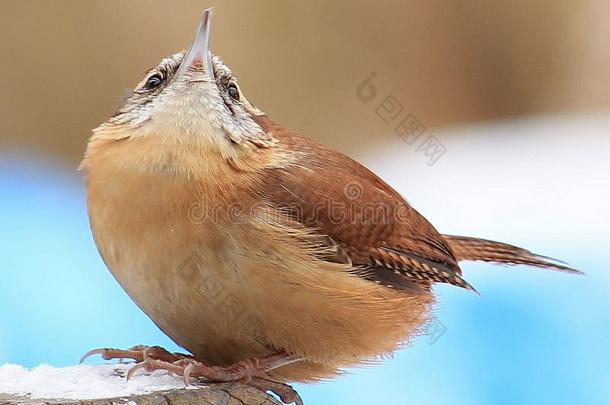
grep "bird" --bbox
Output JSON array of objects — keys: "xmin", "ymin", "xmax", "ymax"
[{"xmin": 80, "ymin": 9, "xmax": 581, "ymax": 405}]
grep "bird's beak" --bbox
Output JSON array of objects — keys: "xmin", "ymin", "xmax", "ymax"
[{"xmin": 175, "ymin": 8, "xmax": 214, "ymax": 82}]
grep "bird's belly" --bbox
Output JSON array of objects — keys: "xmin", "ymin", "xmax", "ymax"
[
  {"xmin": 89, "ymin": 194, "xmax": 261, "ymax": 365},
  {"xmin": 87, "ymin": 172, "xmax": 434, "ymax": 380}
]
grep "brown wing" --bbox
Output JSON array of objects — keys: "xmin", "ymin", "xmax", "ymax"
[{"xmin": 253, "ymin": 115, "xmax": 475, "ymax": 292}]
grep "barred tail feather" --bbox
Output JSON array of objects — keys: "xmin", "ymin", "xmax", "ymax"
[{"xmin": 442, "ymin": 235, "xmax": 583, "ymax": 274}]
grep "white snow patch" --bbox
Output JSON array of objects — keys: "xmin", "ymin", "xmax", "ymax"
[{"xmin": 0, "ymin": 363, "xmax": 199, "ymax": 400}]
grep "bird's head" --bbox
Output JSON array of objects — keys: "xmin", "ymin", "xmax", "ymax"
[{"xmin": 83, "ymin": 9, "xmax": 277, "ymax": 175}]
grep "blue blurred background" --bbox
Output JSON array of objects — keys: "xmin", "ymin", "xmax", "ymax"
[{"xmin": 1, "ymin": 1, "xmax": 610, "ymax": 404}]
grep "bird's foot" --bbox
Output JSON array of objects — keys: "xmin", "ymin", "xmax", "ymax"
[
  {"xmin": 124, "ymin": 351, "xmax": 289, "ymax": 383},
  {"xmin": 81, "ymin": 347, "xmax": 301, "ymax": 404},
  {"xmin": 124, "ymin": 352, "xmax": 301, "ymax": 404},
  {"xmin": 80, "ymin": 344, "xmax": 193, "ymax": 365}
]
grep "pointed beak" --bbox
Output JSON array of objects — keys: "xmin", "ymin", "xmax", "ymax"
[{"xmin": 175, "ymin": 8, "xmax": 214, "ymax": 81}]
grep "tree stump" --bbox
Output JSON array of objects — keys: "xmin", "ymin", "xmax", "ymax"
[{"xmin": 0, "ymin": 383, "xmax": 281, "ymax": 405}]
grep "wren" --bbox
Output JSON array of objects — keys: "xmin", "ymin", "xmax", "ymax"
[{"xmin": 80, "ymin": 9, "xmax": 580, "ymax": 405}]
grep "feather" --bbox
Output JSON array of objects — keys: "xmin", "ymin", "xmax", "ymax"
[{"xmin": 442, "ymin": 235, "xmax": 582, "ymax": 274}]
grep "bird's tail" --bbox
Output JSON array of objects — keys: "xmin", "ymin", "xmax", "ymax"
[{"xmin": 442, "ymin": 235, "xmax": 582, "ymax": 274}]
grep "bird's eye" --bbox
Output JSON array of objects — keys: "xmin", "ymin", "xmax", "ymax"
[
  {"xmin": 227, "ymin": 84, "xmax": 240, "ymax": 101},
  {"xmin": 144, "ymin": 73, "xmax": 164, "ymax": 90}
]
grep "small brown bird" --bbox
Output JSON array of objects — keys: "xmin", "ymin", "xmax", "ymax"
[{"xmin": 80, "ymin": 10, "xmax": 580, "ymax": 404}]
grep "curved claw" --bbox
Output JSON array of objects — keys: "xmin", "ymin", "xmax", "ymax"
[
  {"xmin": 249, "ymin": 377, "xmax": 303, "ymax": 405},
  {"xmin": 183, "ymin": 363, "xmax": 194, "ymax": 386},
  {"xmin": 79, "ymin": 348, "xmax": 109, "ymax": 364},
  {"xmin": 79, "ymin": 346, "xmax": 153, "ymax": 365},
  {"xmin": 126, "ymin": 361, "xmax": 147, "ymax": 381}
]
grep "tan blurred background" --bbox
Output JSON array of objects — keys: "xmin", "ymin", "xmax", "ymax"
[{"xmin": 1, "ymin": 0, "xmax": 609, "ymax": 165}]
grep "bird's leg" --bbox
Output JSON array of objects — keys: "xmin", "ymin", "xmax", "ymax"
[
  {"xmin": 249, "ymin": 376, "xmax": 304, "ymax": 405},
  {"xmin": 80, "ymin": 345, "xmax": 193, "ymax": 364},
  {"xmin": 126, "ymin": 352, "xmax": 301, "ymax": 404},
  {"xmin": 127, "ymin": 351, "xmax": 293, "ymax": 383},
  {"xmin": 82, "ymin": 347, "xmax": 302, "ymax": 404}
]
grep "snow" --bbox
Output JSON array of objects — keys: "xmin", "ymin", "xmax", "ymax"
[{"xmin": 0, "ymin": 363, "xmax": 198, "ymax": 400}]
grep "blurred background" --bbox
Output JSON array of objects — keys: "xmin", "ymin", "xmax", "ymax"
[{"xmin": 1, "ymin": 1, "xmax": 608, "ymax": 404}]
